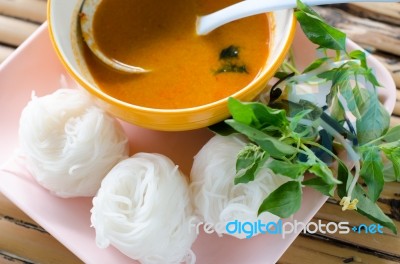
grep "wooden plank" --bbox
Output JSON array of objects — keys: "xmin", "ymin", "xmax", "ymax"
[
  {"xmin": 390, "ymin": 115, "xmax": 400, "ymax": 127},
  {"xmin": 0, "ymin": 193, "xmax": 39, "ymax": 226},
  {"xmin": 0, "ymin": 251, "xmax": 34, "ymax": 264},
  {"xmin": 0, "ymin": 15, "xmax": 38, "ymax": 46},
  {"xmin": 373, "ymin": 53, "xmax": 400, "ymax": 89},
  {"xmin": 324, "ymin": 182, "xmax": 400, "ymax": 221},
  {"xmin": 0, "ymin": 45, "xmax": 13, "ymax": 63},
  {"xmin": 315, "ymin": 6, "xmax": 400, "ymax": 56},
  {"xmin": 0, "ymin": 217, "xmax": 82, "ymax": 264},
  {"xmin": 344, "ymin": 3, "xmax": 400, "ymax": 26},
  {"xmin": 393, "ymin": 103, "xmax": 400, "ymax": 116},
  {"xmin": 0, "ymin": 0, "xmax": 46, "ymax": 24},
  {"xmin": 279, "ymin": 234, "xmax": 400, "ymax": 264},
  {"xmin": 379, "ymin": 182, "xmax": 400, "ymax": 201},
  {"xmin": 312, "ymin": 202, "xmax": 400, "ymax": 255}
]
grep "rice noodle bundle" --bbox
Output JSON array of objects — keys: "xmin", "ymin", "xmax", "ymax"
[
  {"xmin": 91, "ymin": 153, "xmax": 197, "ymax": 264},
  {"xmin": 190, "ymin": 135, "xmax": 290, "ymax": 239},
  {"xmin": 18, "ymin": 89, "xmax": 129, "ymax": 197}
]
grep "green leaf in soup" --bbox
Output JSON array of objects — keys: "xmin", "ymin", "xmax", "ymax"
[
  {"xmin": 266, "ymin": 159, "xmax": 308, "ymax": 180},
  {"xmin": 225, "ymin": 120, "xmax": 298, "ymax": 158},
  {"xmin": 227, "ymin": 98, "xmax": 288, "ymax": 129},
  {"xmin": 337, "ymin": 165, "xmax": 397, "ymax": 234},
  {"xmin": 235, "ymin": 144, "xmax": 268, "ymax": 184},
  {"xmin": 359, "ymin": 147, "xmax": 384, "ymax": 202},
  {"xmin": 308, "ymin": 161, "xmax": 341, "ymax": 185},
  {"xmin": 295, "ymin": 1, "xmax": 346, "ymax": 51},
  {"xmin": 303, "ymin": 177, "xmax": 335, "ymax": 196},
  {"xmin": 219, "ymin": 45, "xmax": 240, "ymax": 59},
  {"xmin": 354, "ymin": 87, "xmax": 390, "ymax": 145},
  {"xmin": 258, "ymin": 181, "xmax": 302, "ymax": 218}
]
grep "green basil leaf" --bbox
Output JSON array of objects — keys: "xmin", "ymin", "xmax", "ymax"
[
  {"xmin": 354, "ymin": 87, "xmax": 390, "ymax": 145},
  {"xmin": 383, "ymin": 163, "xmax": 399, "ymax": 182},
  {"xmin": 309, "ymin": 161, "xmax": 341, "ymax": 185},
  {"xmin": 227, "ymin": 97, "xmax": 259, "ymax": 127},
  {"xmin": 337, "ymin": 166, "xmax": 397, "ymax": 234},
  {"xmin": 235, "ymin": 145, "xmax": 268, "ymax": 184},
  {"xmin": 296, "ymin": 0, "xmax": 322, "ymax": 18},
  {"xmin": 289, "ymin": 109, "xmax": 313, "ymax": 132},
  {"xmin": 235, "ymin": 161, "xmax": 258, "ymax": 185},
  {"xmin": 295, "ymin": 3, "xmax": 346, "ymax": 51},
  {"xmin": 359, "ymin": 147, "xmax": 384, "ymax": 202},
  {"xmin": 337, "ymin": 161, "xmax": 351, "ymax": 198},
  {"xmin": 349, "ymin": 50, "xmax": 367, "ymax": 69},
  {"xmin": 382, "ymin": 126, "xmax": 400, "ymax": 143},
  {"xmin": 227, "ymin": 97, "xmax": 288, "ymax": 129},
  {"xmin": 258, "ymin": 181, "xmax": 302, "ymax": 218},
  {"xmin": 267, "ymin": 159, "xmax": 308, "ymax": 180},
  {"xmin": 338, "ymin": 77, "xmax": 361, "ymax": 119},
  {"xmin": 317, "ymin": 68, "xmax": 336, "ymax": 81},
  {"xmin": 225, "ymin": 120, "xmax": 298, "ymax": 158},
  {"xmin": 381, "ymin": 146, "xmax": 400, "ymax": 183},
  {"xmin": 303, "ymin": 57, "xmax": 329, "ymax": 73},
  {"xmin": 353, "ymin": 182, "xmax": 396, "ymax": 234},
  {"xmin": 330, "ymin": 95, "xmax": 345, "ymax": 121},
  {"xmin": 303, "ymin": 177, "xmax": 335, "ymax": 196},
  {"xmin": 365, "ymin": 68, "xmax": 381, "ymax": 87}
]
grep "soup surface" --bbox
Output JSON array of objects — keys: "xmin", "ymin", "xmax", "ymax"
[{"xmin": 83, "ymin": 0, "xmax": 269, "ymax": 109}]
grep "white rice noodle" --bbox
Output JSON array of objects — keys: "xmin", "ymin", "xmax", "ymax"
[
  {"xmin": 91, "ymin": 153, "xmax": 197, "ymax": 264},
  {"xmin": 190, "ymin": 134, "xmax": 290, "ymax": 239},
  {"xmin": 18, "ymin": 88, "xmax": 129, "ymax": 197}
]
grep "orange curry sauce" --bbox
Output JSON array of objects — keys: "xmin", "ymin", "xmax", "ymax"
[{"xmin": 83, "ymin": 0, "xmax": 270, "ymax": 109}]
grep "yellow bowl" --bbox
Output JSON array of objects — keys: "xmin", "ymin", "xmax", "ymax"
[{"xmin": 48, "ymin": 0, "xmax": 296, "ymax": 131}]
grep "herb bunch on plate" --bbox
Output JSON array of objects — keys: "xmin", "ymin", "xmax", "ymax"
[{"xmin": 210, "ymin": 0, "xmax": 398, "ymax": 234}]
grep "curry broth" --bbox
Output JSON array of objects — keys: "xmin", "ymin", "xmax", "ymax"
[{"xmin": 83, "ymin": 0, "xmax": 270, "ymax": 109}]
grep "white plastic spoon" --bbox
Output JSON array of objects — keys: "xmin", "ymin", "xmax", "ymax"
[
  {"xmin": 196, "ymin": 0, "xmax": 399, "ymax": 35},
  {"xmin": 79, "ymin": 0, "xmax": 149, "ymax": 74}
]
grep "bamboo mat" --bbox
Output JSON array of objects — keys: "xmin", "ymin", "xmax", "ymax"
[
  {"xmin": 0, "ymin": 0, "xmax": 46, "ymax": 62},
  {"xmin": 0, "ymin": 1, "xmax": 399, "ymax": 264}
]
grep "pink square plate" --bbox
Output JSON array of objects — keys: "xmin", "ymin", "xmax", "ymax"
[{"xmin": 0, "ymin": 23, "xmax": 395, "ymax": 264}]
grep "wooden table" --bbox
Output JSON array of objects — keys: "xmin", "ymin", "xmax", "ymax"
[{"xmin": 0, "ymin": 1, "xmax": 399, "ymax": 263}]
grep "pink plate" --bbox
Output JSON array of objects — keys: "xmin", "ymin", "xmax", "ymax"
[{"xmin": 0, "ymin": 23, "xmax": 395, "ymax": 264}]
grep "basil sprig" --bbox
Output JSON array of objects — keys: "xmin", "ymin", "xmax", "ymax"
[{"xmin": 210, "ymin": 0, "xmax": 398, "ymax": 234}]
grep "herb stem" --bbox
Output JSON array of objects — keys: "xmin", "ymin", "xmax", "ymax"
[
  {"xmin": 282, "ymin": 61, "xmax": 301, "ymax": 75},
  {"xmin": 361, "ymin": 136, "xmax": 384, "ymax": 147},
  {"xmin": 318, "ymin": 119, "xmax": 361, "ymax": 198},
  {"xmin": 348, "ymin": 160, "xmax": 361, "ymax": 197},
  {"xmin": 318, "ymin": 119, "xmax": 360, "ymax": 163},
  {"xmin": 289, "ymin": 60, "xmax": 360, "ymax": 84},
  {"xmin": 304, "ymin": 140, "xmax": 341, "ymax": 162}
]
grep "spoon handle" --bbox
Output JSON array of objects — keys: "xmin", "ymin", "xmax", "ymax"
[{"xmin": 197, "ymin": 0, "xmax": 400, "ymax": 35}]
